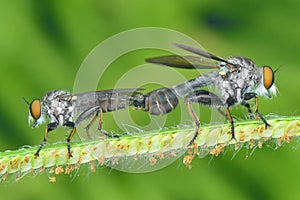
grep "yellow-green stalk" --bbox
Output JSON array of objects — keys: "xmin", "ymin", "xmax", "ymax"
[{"xmin": 0, "ymin": 116, "xmax": 299, "ymax": 182}]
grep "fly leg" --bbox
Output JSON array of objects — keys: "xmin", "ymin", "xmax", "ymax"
[
  {"xmin": 97, "ymin": 109, "xmax": 119, "ymax": 138},
  {"xmin": 64, "ymin": 121, "xmax": 76, "ymax": 158},
  {"xmin": 254, "ymin": 96, "xmax": 270, "ymax": 128},
  {"xmin": 75, "ymin": 106, "xmax": 101, "ymax": 139},
  {"xmin": 225, "ymin": 97, "xmax": 236, "ymax": 140},
  {"xmin": 241, "ymin": 100, "xmax": 255, "ymax": 119},
  {"xmin": 244, "ymin": 93, "xmax": 270, "ymax": 128},
  {"xmin": 184, "ymin": 99, "xmax": 200, "ymax": 146},
  {"xmin": 85, "ymin": 114, "xmax": 98, "ymax": 139},
  {"xmin": 225, "ymin": 107, "xmax": 235, "ymax": 140},
  {"xmin": 185, "ymin": 90, "xmax": 225, "ymax": 146},
  {"xmin": 75, "ymin": 106, "xmax": 119, "ymax": 139},
  {"xmin": 34, "ymin": 122, "xmax": 58, "ymax": 158}
]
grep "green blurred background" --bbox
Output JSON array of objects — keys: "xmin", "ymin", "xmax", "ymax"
[{"xmin": 1, "ymin": 0, "xmax": 300, "ymax": 199}]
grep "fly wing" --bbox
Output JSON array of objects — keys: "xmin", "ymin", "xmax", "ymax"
[
  {"xmin": 95, "ymin": 88, "xmax": 143, "ymax": 95},
  {"xmin": 146, "ymin": 55, "xmax": 218, "ymax": 69},
  {"xmin": 59, "ymin": 88, "xmax": 143, "ymax": 103},
  {"xmin": 74, "ymin": 88, "xmax": 144, "ymax": 97},
  {"xmin": 173, "ymin": 43, "xmax": 227, "ymax": 63},
  {"xmin": 145, "ymin": 43, "xmax": 228, "ymax": 69},
  {"xmin": 73, "ymin": 88, "xmax": 143, "ymax": 112}
]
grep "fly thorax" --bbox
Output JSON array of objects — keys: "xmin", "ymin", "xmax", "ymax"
[
  {"xmin": 42, "ymin": 90, "xmax": 75, "ymax": 125},
  {"xmin": 227, "ymin": 57, "xmax": 256, "ymax": 69},
  {"xmin": 228, "ymin": 57, "xmax": 262, "ymax": 97},
  {"xmin": 219, "ymin": 77, "xmax": 233, "ymax": 103}
]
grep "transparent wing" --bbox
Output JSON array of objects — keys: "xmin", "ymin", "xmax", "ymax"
[
  {"xmin": 74, "ymin": 88, "xmax": 144, "ymax": 97},
  {"xmin": 61, "ymin": 88, "xmax": 144, "ymax": 114}
]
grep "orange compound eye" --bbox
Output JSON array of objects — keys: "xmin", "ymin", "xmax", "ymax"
[
  {"xmin": 30, "ymin": 99, "xmax": 41, "ymax": 120},
  {"xmin": 263, "ymin": 66, "xmax": 274, "ymax": 89}
]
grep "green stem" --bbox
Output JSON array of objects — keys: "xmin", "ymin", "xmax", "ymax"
[{"xmin": 0, "ymin": 116, "xmax": 299, "ymax": 182}]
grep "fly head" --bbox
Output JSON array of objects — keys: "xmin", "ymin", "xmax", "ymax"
[
  {"xmin": 254, "ymin": 66, "xmax": 277, "ymax": 98},
  {"xmin": 23, "ymin": 98, "xmax": 46, "ymax": 128}
]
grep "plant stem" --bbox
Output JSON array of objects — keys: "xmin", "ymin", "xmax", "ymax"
[{"xmin": 0, "ymin": 116, "xmax": 299, "ymax": 182}]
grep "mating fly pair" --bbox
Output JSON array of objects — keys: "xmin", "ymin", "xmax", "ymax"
[
  {"xmin": 25, "ymin": 43, "xmax": 277, "ymax": 158},
  {"xmin": 133, "ymin": 43, "xmax": 277, "ymax": 145}
]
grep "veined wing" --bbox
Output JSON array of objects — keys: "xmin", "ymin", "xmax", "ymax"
[
  {"xmin": 71, "ymin": 88, "xmax": 144, "ymax": 112},
  {"xmin": 57, "ymin": 88, "xmax": 143, "ymax": 102},
  {"xmin": 145, "ymin": 43, "xmax": 229, "ymax": 69},
  {"xmin": 173, "ymin": 43, "xmax": 227, "ymax": 63},
  {"xmin": 145, "ymin": 55, "xmax": 219, "ymax": 69},
  {"xmin": 73, "ymin": 88, "xmax": 144, "ymax": 98}
]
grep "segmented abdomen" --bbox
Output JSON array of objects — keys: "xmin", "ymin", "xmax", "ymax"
[{"xmin": 145, "ymin": 88, "xmax": 179, "ymax": 115}]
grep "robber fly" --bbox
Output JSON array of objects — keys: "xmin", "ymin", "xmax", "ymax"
[
  {"xmin": 24, "ymin": 88, "xmax": 141, "ymax": 158},
  {"xmin": 134, "ymin": 43, "xmax": 277, "ymax": 145}
]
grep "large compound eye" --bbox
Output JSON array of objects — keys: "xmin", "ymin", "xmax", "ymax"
[
  {"xmin": 30, "ymin": 99, "xmax": 41, "ymax": 120},
  {"xmin": 263, "ymin": 66, "xmax": 274, "ymax": 89}
]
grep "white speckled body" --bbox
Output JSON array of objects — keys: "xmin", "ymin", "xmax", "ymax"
[
  {"xmin": 36, "ymin": 89, "xmax": 139, "ymax": 127},
  {"xmin": 218, "ymin": 57, "xmax": 262, "ymax": 103},
  {"xmin": 41, "ymin": 90, "xmax": 74, "ymax": 126},
  {"xmin": 172, "ymin": 56, "xmax": 267, "ymax": 106}
]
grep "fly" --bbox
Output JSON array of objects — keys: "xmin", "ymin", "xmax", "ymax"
[
  {"xmin": 24, "ymin": 88, "xmax": 142, "ymax": 158},
  {"xmin": 134, "ymin": 43, "xmax": 277, "ymax": 145}
]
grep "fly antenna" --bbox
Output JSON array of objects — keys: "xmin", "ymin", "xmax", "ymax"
[
  {"xmin": 274, "ymin": 66, "xmax": 281, "ymax": 74},
  {"xmin": 22, "ymin": 97, "xmax": 30, "ymax": 106}
]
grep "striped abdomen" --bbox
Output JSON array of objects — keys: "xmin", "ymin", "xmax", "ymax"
[{"xmin": 133, "ymin": 88, "xmax": 179, "ymax": 115}]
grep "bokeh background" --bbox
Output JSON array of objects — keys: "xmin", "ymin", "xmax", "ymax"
[{"xmin": 1, "ymin": 0, "xmax": 300, "ymax": 199}]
